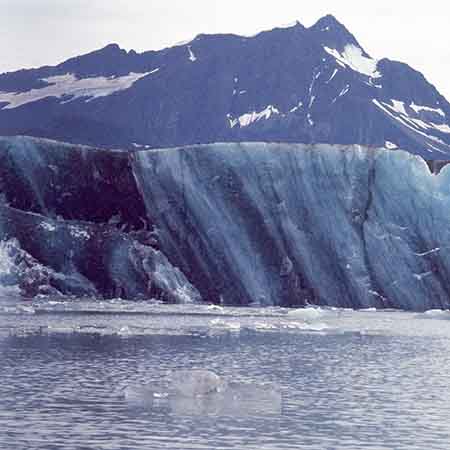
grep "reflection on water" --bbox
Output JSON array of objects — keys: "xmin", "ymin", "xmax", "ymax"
[{"xmin": 2, "ymin": 299, "xmax": 450, "ymax": 449}]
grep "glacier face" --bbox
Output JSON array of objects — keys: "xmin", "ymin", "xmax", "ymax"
[
  {"xmin": 0, "ymin": 136, "xmax": 450, "ymax": 310},
  {"xmin": 132, "ymin": 143, "xmax": 450, "ymax": 310},
  {"xmin": 0, "ymin": 137, "xmax": 201, "ymax": 303}
]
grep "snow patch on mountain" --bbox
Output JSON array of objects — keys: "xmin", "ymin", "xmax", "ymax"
[
  {"xmin": 187, "ymin": 46, "xmax": 197, "ymax": 62},
  {"xmin": 324, "ymin": 44, "xmax": 380, "ymax": 78},
  {"xmin": 390, "ymin": 100, "xmax": 407, "ymax": 116},
  {"xmin": 373, "ymin": 99, "xmax": 449, "ymax": 153},
  {"xmin": 410, "ymin": 102, "xmax": 445, "ymax": 118},
  {"xmin": 381, "ymin": 100, "xmax": 450, "ymax": 135},
  {"xmin": 228, "ymin": 105, "xmax": 280, "ymax": 128},
  {"xmin": 326, "ymin": 68, "xmax": 338, "ymax": 83},
  {"xmin": 385, "ymin": 141, "xmax": 398, "ymax": 150},
  {"xmin": 0, "ymin": 71, "xmax": 157, "ymax": 109},
  {"xmin": 432, "ymin": 123, "xmax": 450, "ymax": 134},
  {"xmin": 290, "ymin": 101, "xmax": 303, "ymax": 113}
]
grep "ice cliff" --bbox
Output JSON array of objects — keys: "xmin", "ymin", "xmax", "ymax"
[
  {"xmin": 1, "ymin": 136, "xmax": 450, "ymax": 310},
  {"xmin": 0, "ymin": 136, "xmax": 200, "ymax": 303}
]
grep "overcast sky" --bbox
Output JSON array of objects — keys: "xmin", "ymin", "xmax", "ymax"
[{"xmin": 2, "ymin": 0, "xmax": 450, "ymax": 97}]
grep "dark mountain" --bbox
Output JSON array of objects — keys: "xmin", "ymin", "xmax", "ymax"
[{"xmin": 1, "ymin": 15, "xmax": 450, "ymax": 158}]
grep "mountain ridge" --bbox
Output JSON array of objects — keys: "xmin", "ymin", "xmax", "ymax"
[{"xmin": 1, "ymin": 15, "xmax": 450, "ymax": 159}]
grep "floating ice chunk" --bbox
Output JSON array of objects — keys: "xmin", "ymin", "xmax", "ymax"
[
  {"xmin": 253, "ymin": 322, "xmax": 278, "ymax": 330},
  {"xmin": 209, "ymin": 318, "xmax": 241, "ymax": 331},
  {"xmin": 124, "ymin": 373, "xmax": 281, "ymax": 417},
  {"xmin": 324, "ymin": 44, "xmax": 380, "ymax": 78},
  {"xmin": 118, "ymin": 325, "xmax": 131, "ymax": 336},
  {"xmin": 207, "ymin": 304, "xmax": 224, "ymax": 312},
  {"xmin": 167, "ymin": 370, "xmax": 226, "ymax": 397},
  {"xmin": 16, "ymin": 305, "xmax": 35, "ymax": 314},
  {"xmin": 288, "ymin": 307, "xmax": 323, "ymax": 321},
  {"xmin": 424, "ymin": 309, "xmax": 450, "ymax": 317},
  {"xmin": 283, "ymin": 321, "xmax": 328, "ymax": 331}
]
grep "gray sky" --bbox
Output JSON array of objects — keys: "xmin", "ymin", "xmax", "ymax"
[{"xmin": 2, "ymin": 0, "xmax": 450, "ymax": 98}]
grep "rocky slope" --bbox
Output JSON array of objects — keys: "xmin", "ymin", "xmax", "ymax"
[{"xmin": 1, "ymin": 16, "xmax": 450, "ymax": 158}]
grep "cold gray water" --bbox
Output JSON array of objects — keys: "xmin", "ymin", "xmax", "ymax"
[{"xmin": 2, "ymin": 297, "xmax": 450, "ymax": 449}]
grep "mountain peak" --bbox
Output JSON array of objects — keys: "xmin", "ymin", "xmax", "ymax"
[
  {"xmin": 1, "ymin": 15, "xmax": 450, "ymax": 160},
  {"xmin": 309, "ymin": 14, "xmax": 363, "ymax": 53},
  {"xmin": 56, "ymin": 42, "xmax": 131, "ymax": 77},
  {"xmin": 311, "ymin": 14, "xmax": 344, "ymax": 30},
  {"xmin": 96, "ymin": 43, "xmax": 124, "ymax": 54}
]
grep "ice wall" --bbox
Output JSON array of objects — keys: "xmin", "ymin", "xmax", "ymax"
[
  {"xmin": 1, "ymin": 136, "xmax": 449, "ymax": 310},
  {"xmin": 0, "ymin": 204, "xmax": 201, "ymax": 302},
  {"xmin": 0, "ymin": 136, "xmax": 147, "ymax": 229},
  {"xmin": 133, "ymin": 143, "xmax": 450, "ymax": 310},
  {"xmin": 0, "ymin": 137, "xmax": 200, "ymax": 302}
]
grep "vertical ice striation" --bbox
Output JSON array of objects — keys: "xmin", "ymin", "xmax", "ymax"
[
  {"xmin": 1, "ymin": 135, "xmax": 449, "ymax": 310},
  {"xmin": 0, "ymin": 136, "xmax": 201, "ymax": 303},
  {"xmin": 132, "ymin": 143, "xmax": 450, "ymax": 310}
]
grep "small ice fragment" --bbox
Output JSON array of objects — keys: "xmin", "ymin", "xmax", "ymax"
[
  {"xmin": 288, "ymin": 307, "xmax": 322, "ymax": 321},
  {"xmin": 168, "ymin": 370, "xmax": 226, "ymax": 396}
]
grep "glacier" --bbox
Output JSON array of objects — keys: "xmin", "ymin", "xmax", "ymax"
[
  {"xmin": 0, "ymin": 136, "xmax": 201, "ymax": 303},
  {"xmin": 1, "ymin": 136, "xmax": 450, "ymax": 310},
  {"xmin": 132, "ymin": 142, "xmax": 450, "ymax": 310}
]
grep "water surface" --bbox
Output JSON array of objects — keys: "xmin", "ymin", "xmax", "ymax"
[{"xmin": 1, "ymin": 298, "xmax": 450, "ymax": 449}]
